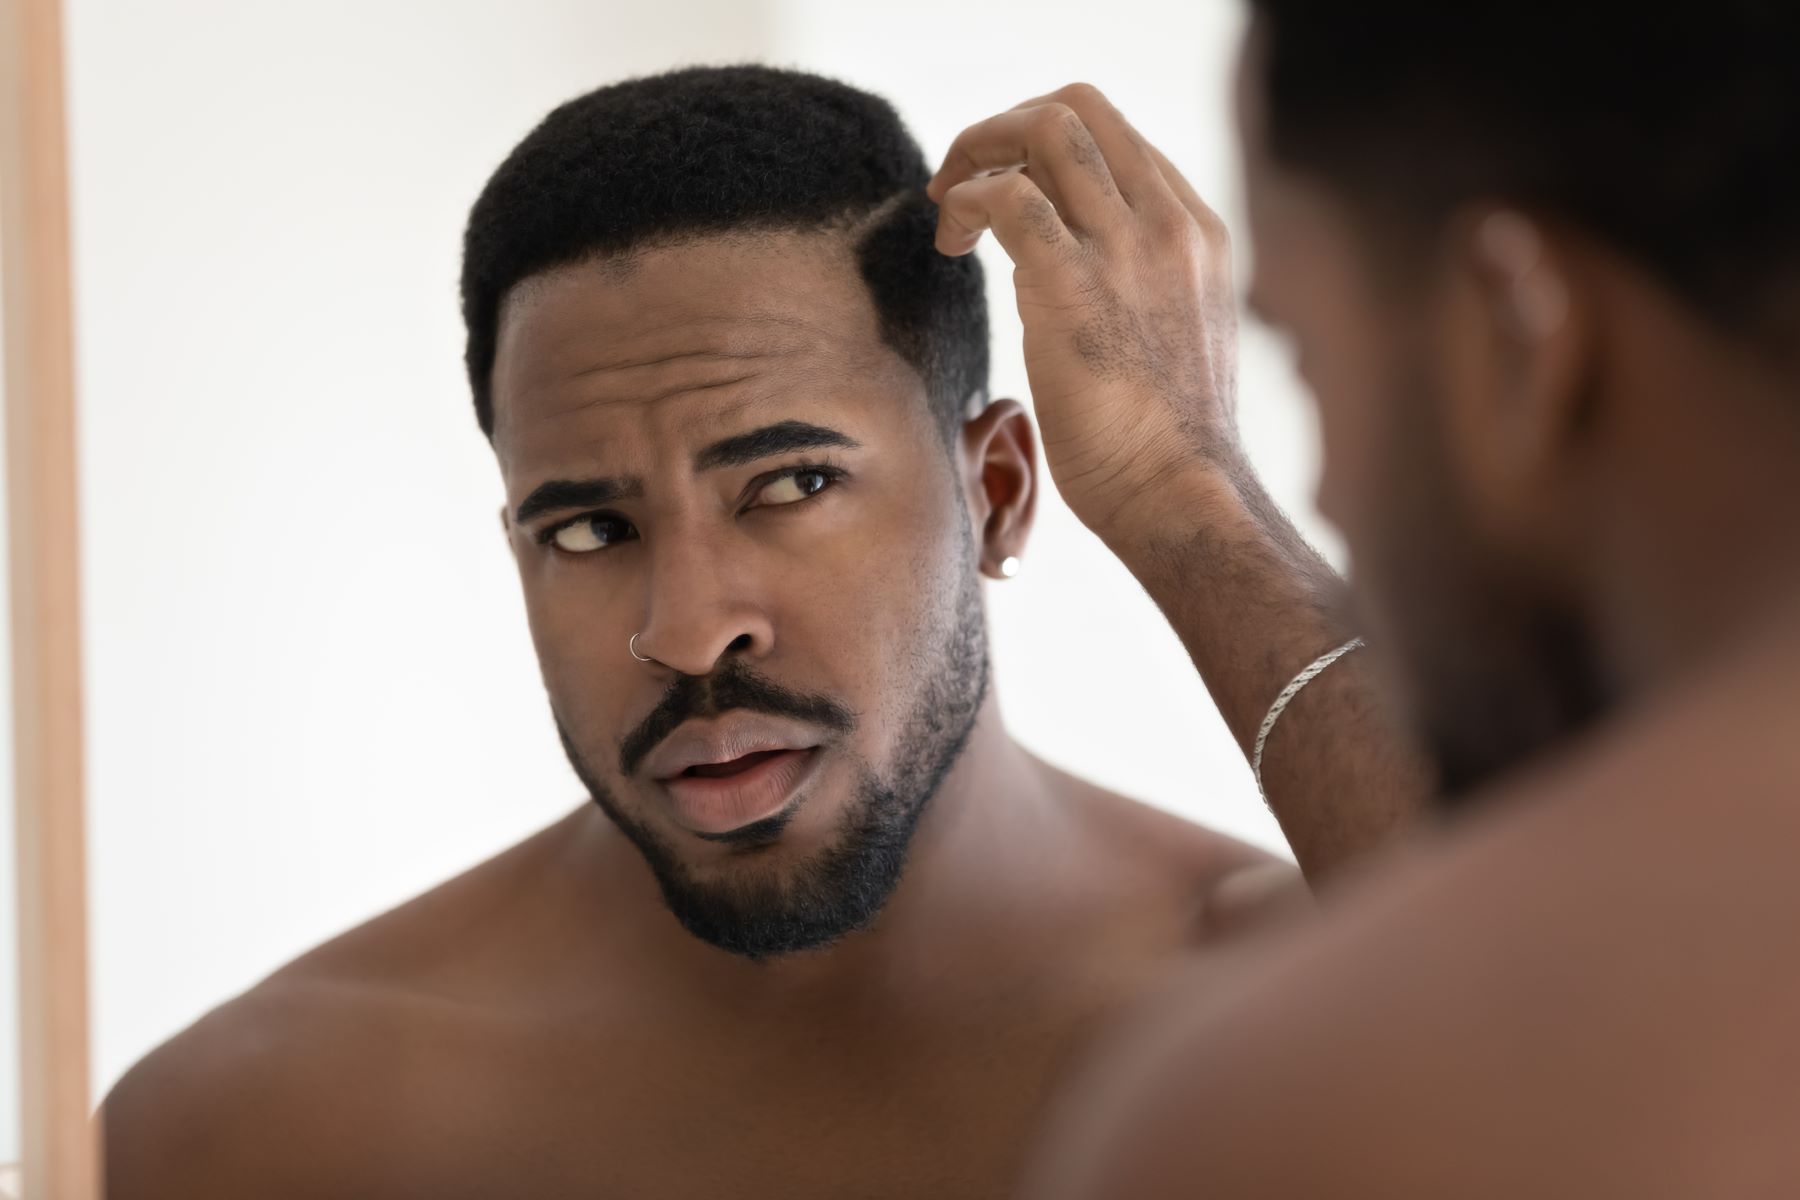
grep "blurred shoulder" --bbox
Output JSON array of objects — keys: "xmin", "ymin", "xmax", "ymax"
[{"xmin": 1032, "ymin": 721, "xmax": 1800, "ymax": 1199}]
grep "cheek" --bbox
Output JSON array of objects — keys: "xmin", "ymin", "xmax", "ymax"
[
  {"xmin": 788, "ymin": 483, "xmax": 977, "ymax": 761},
  {"xmin": 1304, "ymin": 313, "xmax": 1456, "ymax": 677},
  {"xmin": 515, "ymin": 553, "xmax": 632, "ymax": 727},
  {"xmin": 797, "ymin": 488, "xmax": 966, "ymax": 684},
  {"xmin": 1303, "ymin": 318, "xmax": 1403, "ymax": 564}
]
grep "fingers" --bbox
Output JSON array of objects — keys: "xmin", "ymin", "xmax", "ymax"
[
  {"xmin": 1137, "ymin": 138, "xmax": 1226, "ymax": 235},
  {"xmin": 1022, "ymin": 84, "xmax": 1224, "ymax": 235},
  {"xmin": 928, "ymin": 82, "xmax": 1229, "ymax": 271},
  {"xmin": 930, "ymin": 101, "xmax": 1123, "ymax": 235},
  {"xmin": 935, "ymin": 168, "xmax": 1080, "ymax": 267},
  {"xmin": 1001, "ymin": 82, "xmax": 1176, "ymax": 211}
]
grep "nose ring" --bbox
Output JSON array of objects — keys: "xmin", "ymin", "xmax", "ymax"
[{"xmin": 629, "ymin": 633, "xmax": 654, "ymax": 664}]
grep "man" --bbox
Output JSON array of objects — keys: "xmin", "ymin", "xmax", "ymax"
[
  {"xmin": 102, "ymin": 67, "xmax": 1425, "ymax": 1197},
  {"xmin": 919, "ymin": 7, "xmax": 1800, "ymax": 1197}
]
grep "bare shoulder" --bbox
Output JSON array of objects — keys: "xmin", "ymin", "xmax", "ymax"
[
  {"xmin": 103, "ymin": 806, "xmax": 597, "ymax": 1199},
  {"xmin": 102, "ymin": 971, "xmax": 437, "ymax": 1198},
  {"xmin": 1042, "ymin": 758, "xmax": 1307, "ymax": 942},
  {"xmin": 277, "ymin": 803, "xmax": 593, "ymax": 989},
  {"xmin": 1031, "ymin": 702, "xmax": 1800, "ymax": 1199}
]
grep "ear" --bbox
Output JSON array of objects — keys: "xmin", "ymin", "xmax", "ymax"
[
  {"xmin": 956, "ymin": 399, "xmax": 1039, "ymax": 580},
  {"xmin": 1439, "ymin": 208, "xmax": 1592, "ymax": 547}
]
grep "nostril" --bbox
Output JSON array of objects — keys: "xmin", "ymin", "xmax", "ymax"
[{"xmin": 727, "ymin": 633, "xmax": 753, "ymax": 653}]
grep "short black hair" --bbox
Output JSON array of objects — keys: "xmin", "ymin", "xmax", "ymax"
[
  {"xmin": 1246, "ymin": 3, "xmax": 1800, "ymax": 355},
  {"xmin": 460, "ymin": 65, "xmax": 988, "ymax": 439}
]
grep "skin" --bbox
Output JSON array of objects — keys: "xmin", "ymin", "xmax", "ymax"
[
  {"xmin": 926, "ymin": 84, "xmax": 1433, "ymax": 877},
  {"xmin": 923, "ymin": 39, "xmax": 1800, "ymax": 1200},
  {"xmin": 98, "ymin": 226, "xmax": 1368, "ymax": 1199}
]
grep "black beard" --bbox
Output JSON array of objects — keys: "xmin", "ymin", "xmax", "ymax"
[
  {"xmin": 555, "ymin": 559, "xmax": 989, "ymax": 960},
  {"xmin": 1425, "ymin": 609, "xmax": 1617, "ymax": 808},
  {"xmin": 1367, "ymin": 353, "xmax": 1620, "ymax": 810}
]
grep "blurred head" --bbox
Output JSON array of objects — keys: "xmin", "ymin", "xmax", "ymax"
[
  {"xmin": 461, "ymin": 67, "xmax": 1036, "ymax": 957},
  {"xmin": 1237, "ymin": 4, "xmax": 1800, "ymax": 800}
]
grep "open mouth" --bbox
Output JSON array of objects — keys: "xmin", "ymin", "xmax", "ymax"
[
  {"xmin": 660, "ymin": 747, "xmax": 819, "ymax": 837},
  {"xmin": 680, "ymin": 748, "xmax": 792, "ymax": 779}
]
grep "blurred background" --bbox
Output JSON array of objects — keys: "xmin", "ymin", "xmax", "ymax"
[{"xmin": 2, "ymin": 0, "xmax": 1334, "ymax": 1145}]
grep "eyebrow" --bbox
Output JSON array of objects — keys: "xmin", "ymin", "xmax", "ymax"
[
  {"xmin": 514, "ymin": 477, "xmax": 644, "ymax": 525},
  {"xmin": 513, "ymin": 420, "xmax": 862, "ymax": 525},
  {"xmin": 693, "ymin": 420, "xmax": 860, "ymax": 472}
]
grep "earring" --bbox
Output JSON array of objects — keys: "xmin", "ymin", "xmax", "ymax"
[{"xmin": 998, "ymin": 556, "xmax": 1021, "ymax": 579}]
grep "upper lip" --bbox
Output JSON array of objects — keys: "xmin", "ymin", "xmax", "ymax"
[{"xmin": 643, "ymin": 713, "xmax": 822, "ymax": 781}]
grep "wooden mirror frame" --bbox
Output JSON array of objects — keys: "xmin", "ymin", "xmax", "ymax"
[{"xmin": 1, "ymin": 0, "xmax": 100, "ymax": 1193}]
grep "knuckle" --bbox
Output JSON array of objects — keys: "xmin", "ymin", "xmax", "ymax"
[
  {"xmin": 1029, "ymin": 102, "xmax": 1080, "ymax": 139},
  {"xmin": 941, "ymin": 182, "xmax": 981, "ymax": 221},
  {"xmin": 1000, "ymin": 172, "xmax": 1038, "ymax": 201},
  {"xmin": 1056, "ymin": 81, "xmax": 1106, "ymax": 107},
  {"xmin": 1143, "ymin": 198, "xmax": 1197, "ymax": 242},
  {"xmin": 944, "ymin": 134, "xmax": 979, "ymax": 168}
]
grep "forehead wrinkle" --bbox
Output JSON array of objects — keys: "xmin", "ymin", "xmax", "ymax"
[
  {"xmin": 557, "ymin": 310, "xmax": 815, "ymax": 380},
  {"xmin": 567, "ymin": 341, "xmax": 790, "ymax": 383},
  {"xmin": 534, "ymin": 348, "xmax": 809, "ymax": 427},
  {"xmin": 531, "ymin": 302, "xmax": 880, "ymax": 426}
]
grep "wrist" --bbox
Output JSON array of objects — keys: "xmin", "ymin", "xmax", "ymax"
[{"xmin": 1081, "ymin": 449, "xmax": 1252, "ymax": 563}]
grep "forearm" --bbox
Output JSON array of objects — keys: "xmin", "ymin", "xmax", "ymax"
[
  {"xmin": 1098, "ymin": 457, "xmax": 1433, "ymax": 879},
  {"xmin": 924, "ymin": 84, "xmax": 1433, "ymax": 876}
]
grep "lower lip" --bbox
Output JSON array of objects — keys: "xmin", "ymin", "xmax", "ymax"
[{"xmin": 660, "ymin": 748, "xmax": 818, "ymax": 836}]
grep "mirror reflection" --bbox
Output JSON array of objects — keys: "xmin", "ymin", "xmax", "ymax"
[{"xmin": 76, "ymin": 2, "xmax": 1341, "ymax": 1196}]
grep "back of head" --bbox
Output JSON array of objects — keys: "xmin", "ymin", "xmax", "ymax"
[
  {"xmin": 1246, "ymin": 1, "xmax": 1800, "ymax": 358},
  {"xmin": 1241, "ymin": 4, "xmax": 1800, "ymax": 800},
  {"xmin": 461, "ymin": 65, "xmax": 988, "ymax": 439}
]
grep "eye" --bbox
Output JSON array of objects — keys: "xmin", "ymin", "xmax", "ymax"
[
  {"xmin": 549, "ymin": 514, "xmax": 636, "ymax": 554},
  {"xmin": 755, "ymin": 468, "xmax": 837, "ymax": 508}
]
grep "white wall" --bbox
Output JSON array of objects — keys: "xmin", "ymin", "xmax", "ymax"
[{"xmin": 65, "ymin": 0, "xmax": 1330, "ymax": 1101}]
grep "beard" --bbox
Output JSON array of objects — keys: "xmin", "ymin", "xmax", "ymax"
[
  {"xmin": 1368, "ymin": 363, "xmax": 1618, "ymax": 809},
  {"xmin": 555, "ymin": 548, "xmax": 989, "ymax": 960}
]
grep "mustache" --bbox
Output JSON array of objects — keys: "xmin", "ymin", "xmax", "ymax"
[{"xmin": 617, "ymin": 661, "xmax": 857, "ymax": 778}]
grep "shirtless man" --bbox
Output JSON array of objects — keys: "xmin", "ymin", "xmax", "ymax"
[
  {"xmin": 918, "ymin": 6, "xmax": 1800, "ymax": 1196},
  {"xmin": 101, "ymin": 67, "xmax": 1425, "ymax": 1198}
]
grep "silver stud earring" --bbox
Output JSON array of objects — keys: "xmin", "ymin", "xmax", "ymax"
[{"xmin": 998, "ymin": 556, "xmax": 1022, "ymax": 579}]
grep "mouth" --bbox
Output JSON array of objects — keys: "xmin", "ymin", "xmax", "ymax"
[{"xmin": 658, "ymin": 747, "xmax": 820, "ymax": 837}]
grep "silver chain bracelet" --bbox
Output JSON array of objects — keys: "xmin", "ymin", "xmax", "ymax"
[{"xmin": 1252, "ymin": 637, "xmax": 1367, "ymax": 805}]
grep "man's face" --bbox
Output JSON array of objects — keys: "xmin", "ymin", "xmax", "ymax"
[
  {"xmin": 490, "ymin": 232, "xmax": 989, "ymax": 956},
  {"xmin": 1236, "ymin": 30, "xmax": 1610, "ymax": 800}
]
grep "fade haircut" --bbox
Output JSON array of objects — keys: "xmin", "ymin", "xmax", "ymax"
[
  {"xmin": 460, "ymin": 65, "xmax": 989, "ymax": 439},
  {"xmin": 1246, "ymin": 2, "xmax": 1800, "ymax": 359}
]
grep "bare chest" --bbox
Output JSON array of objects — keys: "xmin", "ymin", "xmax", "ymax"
[{"xmin": 378, "ymin": 983, "xmax": 1120, "ymax": 1200}]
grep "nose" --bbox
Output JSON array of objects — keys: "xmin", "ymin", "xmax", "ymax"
[{"xmin": 630, "ymin": 534, "xmax": 774, "ymax": 676}]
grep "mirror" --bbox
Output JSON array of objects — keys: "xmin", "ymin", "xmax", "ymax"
[{"xmin": 65, "ymin": 0, "xmax": 1335, "ymax": 1190}]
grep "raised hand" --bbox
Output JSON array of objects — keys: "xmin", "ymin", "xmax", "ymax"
[
  {"xmin": 928, "ymin": 82, "xmax": 1240, "ymax": 540},
  {"xmin": 931, "ymin": 83, "xmax": 1431, "ymax": 879}
]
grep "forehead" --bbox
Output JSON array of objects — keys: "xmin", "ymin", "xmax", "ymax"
[{"xmin": 489, "ymin": 231, "xmax": 925, "ymax": 470}]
